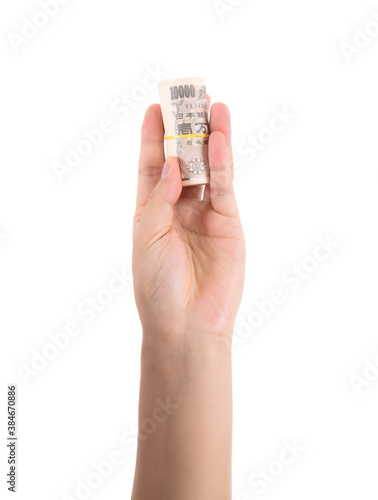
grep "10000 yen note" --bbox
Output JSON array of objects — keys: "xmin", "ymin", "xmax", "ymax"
[{"xmin": 158, "ymin": 78, "xmax": 210, "ymax": 186}]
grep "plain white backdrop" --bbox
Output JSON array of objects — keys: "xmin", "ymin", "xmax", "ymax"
[{"xmin": 1, "ymin": 0, "xmax": 378, "ymax": 498}]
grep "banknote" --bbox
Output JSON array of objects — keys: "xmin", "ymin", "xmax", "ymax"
[{"xmin": 158, "ymin": 77, "xmax": 210, "ymax": 186}]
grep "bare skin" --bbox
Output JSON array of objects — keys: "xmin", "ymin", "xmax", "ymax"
[{"xmin": 131, "ymin": 101, "xmax": 246, "ymax": 500}]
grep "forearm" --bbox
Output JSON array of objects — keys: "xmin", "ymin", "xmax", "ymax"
[{"xmin": 131, "ymin": 329, "xmax": 233, "ymax": 500}]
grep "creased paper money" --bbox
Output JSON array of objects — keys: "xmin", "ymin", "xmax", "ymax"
[{"xmin": 158, "ymin": 77, "xmax": 210, "ymax": 186}]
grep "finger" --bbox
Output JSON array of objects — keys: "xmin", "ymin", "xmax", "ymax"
[
  {"xmin": 208, "ymin": 131, "xmax": 238, "ymax": 217},
  {"xmin": 203, "ymin": 102, "xmax": 232, "ymax": 204},
  {"xmin": 137, "ymin": 157, "xmax": 182, "ymax": 243},
  {"xmin": 209, "ymin": 102, "xmax": 234, "ymax": 177},
  {"xmin": 135, "ymin": 104, "xmax": 165, "ymax": 220}
]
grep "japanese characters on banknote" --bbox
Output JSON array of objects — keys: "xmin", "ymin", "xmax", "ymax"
[{"xmin": 158, "ymin": 78, "xmax": 210, "ymax": 186}]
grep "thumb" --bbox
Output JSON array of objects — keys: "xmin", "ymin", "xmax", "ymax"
[{"xmin": 138, "ymin": 156, "xmax": 182, "ymax": 243}]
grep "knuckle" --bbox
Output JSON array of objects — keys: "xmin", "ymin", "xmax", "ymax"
[
  {"xmin": 211, "ymin": 169, "xmax": 232, "ymax": 185},
  {"xmin": 210, "ymin": 161, "xmax": 227, "ymax": 173},
  {"xmin": 210, "ymin": 186, "xmax": 233, "ymax": 197},
  {"xmin": 138, "ymin": 165, "xmax": 162, "ymax": 177}
]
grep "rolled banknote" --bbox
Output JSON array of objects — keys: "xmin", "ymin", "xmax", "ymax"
[{"xmin": 158, "ymin": 77, "xmax": 210, "ymax": 186}]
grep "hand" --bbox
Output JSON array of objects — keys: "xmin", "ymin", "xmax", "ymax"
[{"xmin": 132, "ymin": 102, "xmax": 245, "ymax": 344}]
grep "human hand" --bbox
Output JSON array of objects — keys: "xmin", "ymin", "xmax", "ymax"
[{"xmin": 132, "ymin": 102, "xmax": 245, "ymax": 345}]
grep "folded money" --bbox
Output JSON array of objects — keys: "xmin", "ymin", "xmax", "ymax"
[{"xmin": 158, "ymin": 77, "xmax": 210, "ymax": 186}]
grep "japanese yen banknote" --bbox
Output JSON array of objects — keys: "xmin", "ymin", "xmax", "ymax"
[{"xmin": 158, "ymin": 78, "xmax": 210, "ymax": 186}]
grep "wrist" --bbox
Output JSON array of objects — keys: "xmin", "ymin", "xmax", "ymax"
[{"xmin": 141, "ymin": 326, "xmax": 233, "ymax": 369}]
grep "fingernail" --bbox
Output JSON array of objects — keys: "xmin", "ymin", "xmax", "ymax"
[{"xmin": 161, "ymin": 157, "xmax": 171, "ymax": 178}]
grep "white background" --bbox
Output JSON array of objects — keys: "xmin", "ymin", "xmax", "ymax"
[{"xmin": 1, "ymin": 0, "xmax": 378, "ymax": 499}]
